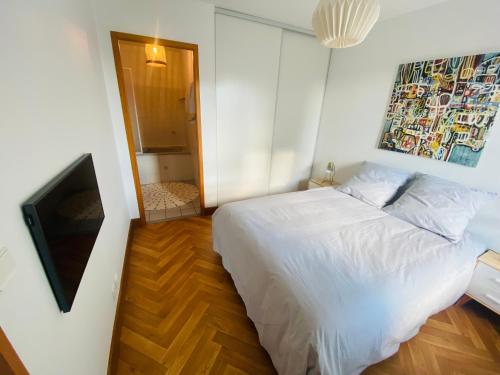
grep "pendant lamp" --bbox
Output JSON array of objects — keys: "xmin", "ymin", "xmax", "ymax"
[
  {"xmin": 145, "ymin": 44, "xmax": 167, "ymax": 67},
  {"xmin": 312, "ymin": 0, "xmax": 380, "ymax": 48}
]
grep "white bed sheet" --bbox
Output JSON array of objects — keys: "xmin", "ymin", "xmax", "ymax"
[{"xmin": 212, "ymin": 188, "xmax": 485, "ymax": 375}]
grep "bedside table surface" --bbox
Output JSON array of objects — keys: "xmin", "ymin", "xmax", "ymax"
[
  {"xmin": 310, "ymin": 178, "xmax": 339, "ymax": 187},
  {"xmin": 479, "ymin": 250, "xmax": 500, "ymax": 271},
  {"xmin": 466, "ymin": 250, "xmax": 500, "ymax": 315}
]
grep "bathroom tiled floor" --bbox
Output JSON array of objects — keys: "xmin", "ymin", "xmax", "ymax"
[{"xmin": 142, "ymin": 181, "xmax": 200, "ymax": 223}]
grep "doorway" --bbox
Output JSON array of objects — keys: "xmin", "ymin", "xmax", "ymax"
[{"xmin": 111, "ymin": 32, "xmax": 205, "ymax": 223}]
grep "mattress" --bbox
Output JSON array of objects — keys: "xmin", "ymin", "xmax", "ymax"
[{"xmin": 212, "ymin": 188, "xmax": 485, "ymax": 375}]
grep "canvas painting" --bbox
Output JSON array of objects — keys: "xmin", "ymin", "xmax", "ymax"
[{"xmin": 379, "ymin": 53, "xmax": 500, "ymax": 167}]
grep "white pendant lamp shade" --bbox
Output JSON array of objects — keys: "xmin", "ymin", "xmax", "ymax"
[{"xmin": 312, "ymin": 0, "xmax": 380, "ymax": 48}]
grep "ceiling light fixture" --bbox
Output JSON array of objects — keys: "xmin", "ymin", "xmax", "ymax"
[
  {"xmin": 145, "ymin": 44, "xmax": 167, "ymax": 67},
  {"xmin": 312, "ymin": 0, "xmax": 380, "ymax": 49}
]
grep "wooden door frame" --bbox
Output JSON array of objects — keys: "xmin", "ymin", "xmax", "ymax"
[
  {"xmin": 0, "ymin": 327, "xmax": 29, "ymax": 375},
  {"xmin": 110, "ymin": 31, "xmax": 206, "ymax": 223}
]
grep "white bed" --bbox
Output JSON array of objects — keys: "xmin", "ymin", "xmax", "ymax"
[{"xmin": 212, "ymin": 188, "xmax": 485, "ymax": 375}]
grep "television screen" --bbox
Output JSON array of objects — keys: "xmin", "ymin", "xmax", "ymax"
[{"xmin": 22, "ymin": 154, "xmax": 104, "ymax": 313}]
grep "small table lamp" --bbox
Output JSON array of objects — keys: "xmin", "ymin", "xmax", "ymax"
[{"xmin": 324, "ymin": 161, "xmax": 336, "ymax": 184}]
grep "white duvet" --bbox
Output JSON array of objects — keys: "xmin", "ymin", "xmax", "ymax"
[{"xmin": 212, "ymin": 188, "xmax": 485, "ymax": 375}]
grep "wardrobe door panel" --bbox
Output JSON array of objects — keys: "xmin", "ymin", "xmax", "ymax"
[
  {"xmin": 216, "ymin": 14, "xmax": 282, "ymax": 204},
  {"xmin": 269, "ymin": 31, "xmax": 330, "ymax": 194}
]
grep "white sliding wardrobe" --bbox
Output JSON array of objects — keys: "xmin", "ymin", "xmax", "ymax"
[
  {"xmin": 269, "ymin": 31, "xmax": 331, "ymax": 194},
  {"xmin": 216, "ymin": 14, "xmax": 282, "ymax": 204},
  {"xmin": 216, "ymin": 13, "xmax": 330, "ymax": 204}
]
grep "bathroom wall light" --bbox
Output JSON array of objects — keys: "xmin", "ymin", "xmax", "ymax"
[{"xmin": 145, "ymin": 44, "xmax": 167, "ymax": 67}]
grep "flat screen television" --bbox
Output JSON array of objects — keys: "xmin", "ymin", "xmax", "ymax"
[{"xmin": 22, "ymin": 154, "xmax": 105, "ymax": 313}]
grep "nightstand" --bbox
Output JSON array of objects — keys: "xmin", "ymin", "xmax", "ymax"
[
  {"xmin": 307, "ymin": 178, "xmax": 340, "ymax": 189},
  {"xmin": 466, "ymin": 250, "xmax": 500, "ymax": 314}
]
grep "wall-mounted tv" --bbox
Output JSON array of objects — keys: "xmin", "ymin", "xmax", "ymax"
[{"xmin": 22, "ymin": 154, "xmax": 105, "ymax": 313}]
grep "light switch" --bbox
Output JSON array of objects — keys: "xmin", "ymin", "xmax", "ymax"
[{"xmin": 0, "ymin": 246, "xmax": 16, "ymax": 291}]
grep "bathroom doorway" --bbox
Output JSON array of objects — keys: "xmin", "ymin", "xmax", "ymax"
[{"xmin": 111, "ymin": 32, "xmax": 204, "ymax": 223}]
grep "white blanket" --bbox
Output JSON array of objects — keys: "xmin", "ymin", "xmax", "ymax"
[{"xmin": 212, "ymin": 188, "xmax": 485, "ymax": 375}]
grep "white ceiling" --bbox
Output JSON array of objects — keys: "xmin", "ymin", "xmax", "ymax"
[{"xmin": 201, "ymin": 0, "xmax": 450, "ymax": 30}]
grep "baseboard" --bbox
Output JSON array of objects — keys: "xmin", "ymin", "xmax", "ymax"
[
  {"xmin": 455, "ymin": 294, "xmax": 472, "ymax": 306},
  {"xmin": 202, "ymin": 206, "xmax": 218, "ymax": 216},
  {"xmin": 107, "ymin": 218, "xmax": 139, "ymax": 375}
]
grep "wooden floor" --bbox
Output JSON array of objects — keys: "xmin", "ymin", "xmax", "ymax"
[{"xmin": 112, "ymin": 217, "xmax": 500, "ymax": 375}]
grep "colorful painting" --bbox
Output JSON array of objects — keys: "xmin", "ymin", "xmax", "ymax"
[{"xmin": 379, "ymin": 53, "xmax": 500, "ymax": 167}]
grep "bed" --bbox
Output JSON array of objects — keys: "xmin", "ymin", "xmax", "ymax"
[{"xmin": 212, "ymin": 187, "xmax": 485, "ymax": 375}]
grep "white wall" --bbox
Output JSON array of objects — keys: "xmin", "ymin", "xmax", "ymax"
[
  {"xmin": 92, "ymin": 0, "xmax": 218, "ymax": 215},
  {"xmin": 313, "ymin": 0, "xmax": 500, "ymax": 249},
  {"xmin": 0, "ymin": 0, "xmax": 130, "ymax": 374}
]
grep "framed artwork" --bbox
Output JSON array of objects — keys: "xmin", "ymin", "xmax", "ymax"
[{"xmin": 379, "ymin": 53, "xmax": 500, "ymax": 167}]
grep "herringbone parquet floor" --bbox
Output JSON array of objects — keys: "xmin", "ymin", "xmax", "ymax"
[{"xmin": 112, "ymin": 216, "xmax": 500, "ymax": 375}]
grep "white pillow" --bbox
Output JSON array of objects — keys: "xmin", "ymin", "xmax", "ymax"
[
  {"xmin": 336, "ymin": 162, "xmax": 412, "ymax": 208},
  {"xmin": 384, "ymin": 174, "xmax": 496, "ymax": 242}
]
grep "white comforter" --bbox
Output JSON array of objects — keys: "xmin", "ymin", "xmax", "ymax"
[{"xmin": 212, "ymin": 188, "xmax": 485, "ymax": 375}]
